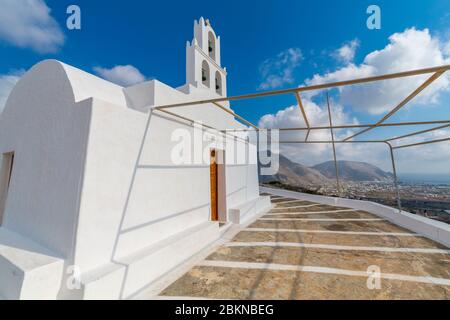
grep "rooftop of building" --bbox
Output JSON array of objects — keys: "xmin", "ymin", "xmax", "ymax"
[{"xmin": 145, "ymin": 191, "xmax": 450, "ymax": 299}]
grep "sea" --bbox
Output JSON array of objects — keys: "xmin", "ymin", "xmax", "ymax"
[{"xmin": 399, "ymin": 174, "xmax": 450, "ymax": 186}]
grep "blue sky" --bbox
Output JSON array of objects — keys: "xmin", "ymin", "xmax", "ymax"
[{"xmin": 0, "ymin": 0, "xmax": 449, "ymax": 174}]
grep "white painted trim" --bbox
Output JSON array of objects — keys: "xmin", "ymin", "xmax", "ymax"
[
  {"xmin": 225, "ymin": 241, "xmax": 450, "ymax": 254},
  {"xmin": 259, "ymin": 218, "xmax": 384, "ymax": 222},
  {"xmin": 266, "ymin": 209, "xmax": 358, "ymax": 215},
  {"xmin": 198, "ymin": 260, "xmax": 450, "ymax": 286},
  {"xmin": 260, "ymin": 187, "xmax": 450, "ymax": 247},
  {"xmin": 272, "ymin": 200, "xmax": 315, "ymax": 205},
  {"xmin": 271, "ymin": 204, "xmax": 321, "ymax": 209},
  {"xmin": 243, "ymin": 228, "xmax": 419, "ymax": 237},
  {"xmin": 269, "ymin": 197, "xmax": 284, "ymax": 200}
]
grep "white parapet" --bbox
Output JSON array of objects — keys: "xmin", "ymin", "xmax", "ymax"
[{"xmin": 260, "ymin": 186, "xmax": 450, "ymax": 247}]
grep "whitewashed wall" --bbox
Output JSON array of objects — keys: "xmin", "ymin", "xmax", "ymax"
[
  {"xmin": 0, "ymin": 60, "xmax": 91, "ymax": 258},
  {"xmin": 0, "ymin": 59, "xmax": 261, "ymax": 299}
]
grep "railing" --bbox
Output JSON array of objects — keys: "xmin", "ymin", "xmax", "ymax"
[{"xmin": 153, "ymin": 65, "xmax": 450, "ymax": 213}]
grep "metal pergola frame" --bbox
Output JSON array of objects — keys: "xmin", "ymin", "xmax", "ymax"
[{"xmin": 153, "ymin": 64, "xmax": 450, "ymax": 212}]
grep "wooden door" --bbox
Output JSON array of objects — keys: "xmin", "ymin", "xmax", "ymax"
[
  {"xmin": 210, "ymin": 149, "xmax": 218, "ymax": 221},
  {"xmin": 0, "ymin": 152, "xmax": 14, "ymax": 226}
]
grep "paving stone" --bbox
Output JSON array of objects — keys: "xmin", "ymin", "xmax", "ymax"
[{"xmin": 158, "ymin": 196, "xmax": 450, "ymax": 299}]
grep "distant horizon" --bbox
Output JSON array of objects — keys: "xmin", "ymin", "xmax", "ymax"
[
  {"xmin": 276, "ymin": 152, "xmax": 450, "ymax": 178},
  {"xmin": 398, "ymin": 173, "xmax": 450, "ymax": 184}
]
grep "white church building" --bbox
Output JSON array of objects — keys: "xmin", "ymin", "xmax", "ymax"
[{"xmin": 0, "ymin": 18, "xmax": 270, "ymax": 299}]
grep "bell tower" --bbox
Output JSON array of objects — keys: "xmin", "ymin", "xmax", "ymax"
[{"xmin": 185, "ymin": 17, "xmax": 227, "ymax": 96}]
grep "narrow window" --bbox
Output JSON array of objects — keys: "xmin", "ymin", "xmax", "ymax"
[
  {"xmin": 215, "ymin": 71, "xmax": 222, "ymax": 95},
  {"xmin": 208, "ymin": 32, "xmax": 216, "ymax": 60},
  {"xmin": 201, "ymin": 60, "xmax": 210, "ymax": 87},
  {"xmin": 208, "ymin": 40, "xmax": 213, "ymax": 54},
  {"xmin": 0, "ymin": 152, "xmax": 14, "ymax": 225}
]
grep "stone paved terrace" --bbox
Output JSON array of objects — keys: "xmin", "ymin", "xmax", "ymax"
[{"xmin": 154, "ymin": 193, "xmax": 450, "ymax": 299}]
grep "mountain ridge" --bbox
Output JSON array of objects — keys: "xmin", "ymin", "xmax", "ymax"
[
  {"xmin": 260, "ymin": 153, "xmax": 393, "ymax": 187},
  {"xmin": 312, "ymin": 160, "xmax": 393, "ymax": 182}
]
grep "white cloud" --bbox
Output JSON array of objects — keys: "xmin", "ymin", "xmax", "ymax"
[
  {"xmin": 306, "ymin": 28, "xmax": 450, "ymax": 115},
  {"xmin": 444, "ymin": 41, "xmax": 450, "ymax": 57},
  {"xmin": 258, "ymin": 97, "xmax": 367, "ymax": 167},
  {"xmin": 258, "ymin": 98, "xmax": 356, "ymax": 130},
  {"xmin": 258, "ymin": 48, "xmax": 302, "ymax": 90},
  {"xmin": 332, "ymin": 39, "xmax": 360, "ymax": 64},
  {"xmin": 259, "ymin": 99, "xmax": 450, "ymax": 172},
  {"xmin": 0, "ymin": 70, "xmax": 25, "ymax": 114},
  {"xmin": 258, "ymin": 28, "xmax": 450, "ymax": 172},
  {"xmin": 391, "ymin": 128, "xmax": 450, "ymax": 174},
  {"xmin": 93, "ymin": 65, "xmax": 147, "ymax": 87},
  {"xmin": 0, "ymin": 0, "xmax": 64, "ymax": 53}
]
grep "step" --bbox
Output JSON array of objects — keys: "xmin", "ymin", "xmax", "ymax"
[
  {"xmin": 79, "ymin": 221, "xmax": 220, "ymax": 299},
  {"xmin": 0, "ymin": 228, "xmax": 64, "ymax": 299},
  {"xmin": 229, "ymin": 196, "xmax": 272, "ymax": 224}
]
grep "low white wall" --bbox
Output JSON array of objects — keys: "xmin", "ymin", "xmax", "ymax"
[{"xmin": 260, "ymin": 186, "xmax": 450, "ymax": 247}]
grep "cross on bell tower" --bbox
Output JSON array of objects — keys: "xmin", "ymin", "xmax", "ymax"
[{"xmin": 185, "ymin": 17, "xmax": 227, "ymax": 96}]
